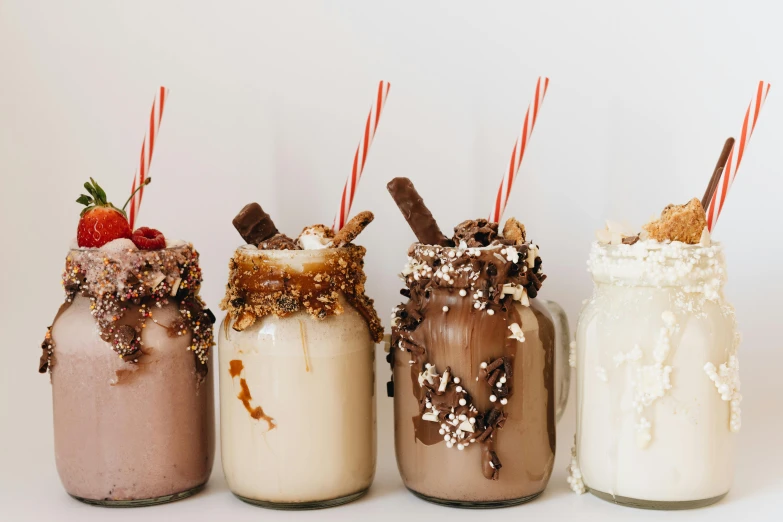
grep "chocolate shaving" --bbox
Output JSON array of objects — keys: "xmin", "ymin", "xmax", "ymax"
[
  {"xmin": 486, "ymin": 357, "xmax": 505, "ymax": 373},
  {"xmin": 233, "ymin": 203, "xmax": 279, "ymax": 245},
  {"xmin": 476, "ymin": 427, "xmax": 494, "ymax": 443},
  {"xmin": 387, "ymin": 177, "xmax": 452, "ymax": 246}
]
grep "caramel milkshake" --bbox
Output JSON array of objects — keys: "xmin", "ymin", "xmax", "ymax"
[
  {"xmin": 219, "ymin": 204, "xmax": 383, "ymax": 509},
  {"xmin": 386, "ymin": 178, "xmax": 570, "ymax": 507},
  {"xmin": 40, "ymin": 179, "xmax": 215, "ymax": 506}
]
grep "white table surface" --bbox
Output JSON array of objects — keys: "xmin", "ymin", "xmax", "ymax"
[{"xmin": 4, "ymin": 378, "xmax": 782, "ymax": 522}]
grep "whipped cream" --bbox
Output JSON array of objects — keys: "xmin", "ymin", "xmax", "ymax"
[
  {"xmin": 99, "ymin": 238, "xmax": 138, "ymax": 253},
  {"xmin": 297, "ymin": 227, "xmax": 332, "ymax": 250}
]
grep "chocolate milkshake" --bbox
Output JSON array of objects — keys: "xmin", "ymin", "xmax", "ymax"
[
  {"xmin": 219, "ymin": 205, "xmax": 383, "ymax": 509},
  {"xmin": 387, "ymin": 178, "xmax": 570, "ymax": 507},
  {"xmin": 40, "ymin": 179, "xmax": 215, "ymax": 506}
]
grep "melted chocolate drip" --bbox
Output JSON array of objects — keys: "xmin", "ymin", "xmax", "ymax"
[{"xmin": 390, "ymin": 240, "xmax": 547, "ymax": 480}]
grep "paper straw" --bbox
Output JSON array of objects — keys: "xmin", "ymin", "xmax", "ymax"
[
  {"xmin": 707, "ymin": 81, "xmax": 771, "ymax": 231},
  {"xmin": 128, "ymin": 86, "xmax": 169, "ymax": 230},
  {"xmin": 332, "ymin": 80, "xmax": 391, "ymax": 232},
  {"xmin": 489, "ymin": 76, "xmax": 549, "ymax": 223}
]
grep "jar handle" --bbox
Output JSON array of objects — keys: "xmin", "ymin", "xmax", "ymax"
[{"xmin": 539, "ymin": 299, "xmax": 571, "ymax": 422}]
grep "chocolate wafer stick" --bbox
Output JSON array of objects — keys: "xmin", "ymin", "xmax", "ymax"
[
  {"xmin": 701, "ymin": 138, "xmax": 735, "ymax": 210},
  {"xmin": 387, "ymin": 177, "xmax": 452, "ymax": 246},
  {"xmin": 233, "ymin": 203, "xmax": 279, "ymax": 245}
]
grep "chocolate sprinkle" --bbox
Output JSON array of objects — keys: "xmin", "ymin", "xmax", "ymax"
[{"xmin": 39, "ymin": 244, "xmax": 214, "ymax": 379}]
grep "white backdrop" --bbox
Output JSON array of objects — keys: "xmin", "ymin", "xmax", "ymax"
[{"xmin": 1, "ymin": 1, "xmax": 782, "ymax": 520}]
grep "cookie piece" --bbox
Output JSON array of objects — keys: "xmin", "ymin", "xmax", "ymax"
[
  {"xmin": 332, "ymin": 211, "xmax": 374, "ymax": 247},
  {"xmin": 643, "ymin": 198, "xmax": 707, "ymax": 245},
  {"xmin": 502, "ymin": 218, "xmax": 526, "ymax": 245}
]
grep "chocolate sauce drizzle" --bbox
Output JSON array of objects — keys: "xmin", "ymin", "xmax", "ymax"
[
  {"xmin": 389, "ymin": 224, "xmax": 546, "ymax": 481},
  {"xmin": 39, "ymin": 244, "xmax": 215, "ymax": 380}
]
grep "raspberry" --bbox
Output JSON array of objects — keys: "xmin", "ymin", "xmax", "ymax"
[{"xmin": 131, "ymin": 227, "xmax": 166, "ymax": 250}]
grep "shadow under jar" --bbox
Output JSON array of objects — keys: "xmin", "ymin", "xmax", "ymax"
[
  {"xmin": 574, "ymin": 240, "xmax": 740, "ymax": 509},
  {"xmin": 389, "ymin": 242, "xmax": 570, "ymax": 508},
  {"xmin": 40, "ymin": 243, "xmax": 216, "ymax": 507},
  {"xmin": 219, "ymin": 246, "xmax": 384, "ymax": 510}
]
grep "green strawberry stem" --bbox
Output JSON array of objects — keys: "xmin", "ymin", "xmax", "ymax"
[
  {"xmin": 76, "ymin": 177, "xmax": 151, "ymax": 218},
  {"xmin": 121, "ymin": 177, "xmax": 152, "ymax": 213}
]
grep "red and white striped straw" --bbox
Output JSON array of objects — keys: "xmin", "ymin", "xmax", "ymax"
[
  {"xmin": 128, "ymin": 86, "xmax": 169, "ymax": 230},
  {"xmin": 707, "ymin": 80, "xmax": 771, "ymax": 231},
  {"xmin": 332, "ymin": 80, "xmax": 391, "ymax": 232},
  {"xmin": 489, "ymin": 76, "xmax": 549, "ymax": 223}
]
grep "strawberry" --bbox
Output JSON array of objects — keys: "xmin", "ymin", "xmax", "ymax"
[
  {"xmin": 76, "ymin": 178, "xmax": 134, "ymax": 248},
  {"xmin": 132, "ymin": 227, "xmax": 166, "ymax": 250}
]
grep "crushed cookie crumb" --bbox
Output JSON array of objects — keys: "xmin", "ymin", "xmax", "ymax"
[{"xmin": 221, "ymin": 245, "xmax": 383, "ymax": 343}]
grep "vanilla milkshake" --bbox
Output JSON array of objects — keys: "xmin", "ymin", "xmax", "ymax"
[
  {"xmin": 572, "ymin": 199, "xmax": 740, "ymax": 508},
  {"xmin": 219, "ymin": 204, "xmax": 382, "ymax": 509},
  {"xmin": 386, "ymin": 178, "xmax": 571, "ymax": 507}
]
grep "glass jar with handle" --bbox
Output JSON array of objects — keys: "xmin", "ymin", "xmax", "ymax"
[{"xmin": 390, "ymin": 242, "xmax": 571, "ymax": 507}]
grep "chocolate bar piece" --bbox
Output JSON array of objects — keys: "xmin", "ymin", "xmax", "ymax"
[
  {"xmin": 232, "ymin": 203, "xmax": 278, "ymax": 245},
  {"xmin": 387, "ymin": 177, "xmax": 451, "ymax": 246}
]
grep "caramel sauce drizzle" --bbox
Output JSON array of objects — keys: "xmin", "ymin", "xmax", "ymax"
[{"xmin": 229, "ymin": 359, "xmax": 276, "ymax": 430}]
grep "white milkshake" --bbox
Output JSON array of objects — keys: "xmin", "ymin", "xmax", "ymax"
[
  {"xmin": 219, "ymin": 209, "xmax": 383, "ymax": 509},
  {"xmin": 574, "ymin": 233, "xmax": 740, "ymax": 508}
]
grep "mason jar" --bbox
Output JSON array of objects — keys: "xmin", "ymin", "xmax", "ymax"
[
  {"xmin": 219, "ymin": 246, "xmax": 382, "ymax": 509},
  {"xmin": 390, "ymin": 242, "xmax": 571, "ymax": 507},
  {"xmin": 42, "ymin": 244, "xmax": 216, "ymax": 506},
  {"xmin": 573, "ymin": 240, "xmax": 739, "ymax": 509}
]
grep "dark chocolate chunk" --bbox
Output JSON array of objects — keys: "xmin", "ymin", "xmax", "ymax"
[
  {"xmin": 232, "ymin": 203, "xmax": 279, "ymax": 245},
  {"xmin": 386, "ymin": 177, "xmax": 452, "ymax": 246},
  {"xmin": 259, "ymin": 234, "xmax": 299, "ymax": 250},
  {"xmin": 38, "ymin": 353, "xmax": 49, "ymax": 373},
  {"xmin": 386, "ymin": 380, "xmax": 395, "ymax": 398},
  {"xmin": 203, "ymin": 308, "xmax": 216, "ymax": 325}
]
